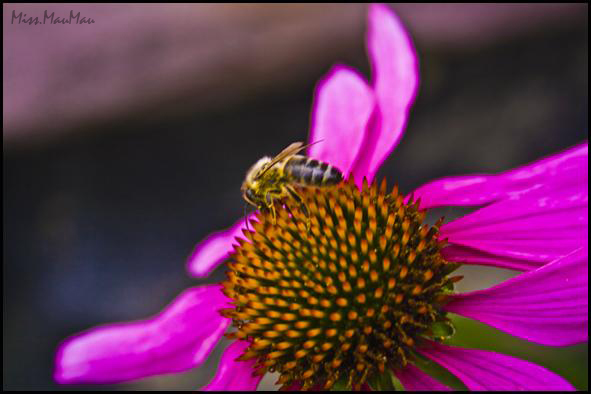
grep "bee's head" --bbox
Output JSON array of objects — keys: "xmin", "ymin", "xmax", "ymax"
[{"xmin": 242, "ymin": 156, "xmax": 271, "ymax": 207}]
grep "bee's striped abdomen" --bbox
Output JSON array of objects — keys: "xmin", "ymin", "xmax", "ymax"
[{"xmin": 285, "ymin": 156, "xmax": 343, "ymax": 186}]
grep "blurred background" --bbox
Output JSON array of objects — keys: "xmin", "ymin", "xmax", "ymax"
[{"xmin": 3, "ymin": 3, "xmax": 588, "ymax": 390}]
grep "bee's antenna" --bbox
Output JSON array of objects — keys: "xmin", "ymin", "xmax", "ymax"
[{"xmin": 244, "ymin": 202, "xmax": 250, "ymax": 233}]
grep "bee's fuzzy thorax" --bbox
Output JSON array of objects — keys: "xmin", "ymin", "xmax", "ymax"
[
  {"xmin": 244, "ymin": 157, "xmax": 272, "ymax": 185},
  {"xmin": 223, "ymin": 176, "xmax": 461, "ymax": 390}
]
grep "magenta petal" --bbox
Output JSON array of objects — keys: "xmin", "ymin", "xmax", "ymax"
[
  {"xmin": 201, "ymin": 340, "xmax": 262, "ymax": 391},
  {"xmin": 440, "ymin": 186, "xmax": 588, "ymax": 271},
  {"xmin": 394, "ymin": 363, "xmax": 451, "ymax": 391},
  {"xmin": 412, "ymin": 143, "xmax": 588, "ymax": 209},
  {"xmin": 418, "ymin": 341, "xmax": 575, "ymax": 391},
  {"xmin": 54, "ymin": 285, "xmax": 231, "ymax": 384},
  {"xmin": 308, "ymin": 65, "xmax": 375, "ymax": 176},
  {"xmin": 351, "ymin": 4, "xmax": 419, "ymax": 182},
  {"xmin": 445, "ymin": 246, "xmax": 588, "ymax": 346},
  {"xmin": 187, "ymin": 215, "xmax": 254, "ymax": 278}
]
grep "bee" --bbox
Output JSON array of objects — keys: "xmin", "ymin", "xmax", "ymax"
[{"xmin": 241, "ymin": 141, "xmax": 343, "ymax": 224}]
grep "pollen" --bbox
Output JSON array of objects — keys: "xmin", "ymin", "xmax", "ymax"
[{"xmin": 222, "ymin": 176, "xmax": 460, "ymax": 390}]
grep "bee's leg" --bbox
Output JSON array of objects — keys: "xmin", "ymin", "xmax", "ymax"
[
  {"xmin": 285, "ymin": 185, "xmax": 310, "ymax": 232},
  {"xmin": 270, "ymin": 203, "xmax": 277, "ymax": 224},
  {"xmin": 265, "ymin": 193, "xmax": 277, "ymax": 224}
]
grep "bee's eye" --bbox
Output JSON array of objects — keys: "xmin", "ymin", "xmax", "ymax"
[{"xmin": 245, "ymin": 189, "xmax": 255, "ymax": 201}]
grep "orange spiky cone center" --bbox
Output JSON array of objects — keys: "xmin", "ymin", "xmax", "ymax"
[{"xmin": 221, "ymin": 177, "xmax": 461, "ymax": 390}]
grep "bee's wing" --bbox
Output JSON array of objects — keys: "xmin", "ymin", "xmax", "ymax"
[
  {"xmin": 256, "ymin": 142, "xmax": 303, "ymax": 178},
  {"xmin": 257, "ymin": 140, "xmax": 324, "ymax": 179},
  {"xmin": 272, "ymin": 142, "xmax": 306, "ymax": 162}
]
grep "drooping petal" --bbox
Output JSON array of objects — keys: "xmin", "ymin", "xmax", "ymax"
[
  {"xmin": 54, "ymin": 285, "xmax": 231, "ymax": 384},
  {"xmin": 440, "ymin": 186, "xmax": 587, "ymax": 271},
  {"xmin": 411, "ymin": 143, "xmax": 588, "ymax": 209},
  {"xmin": 187, "ymin": 215, "xmax": 254, "ymax": 278},
  {"xmin": 308, "ymin": 65, "xmax": 375, "ymax": 176},
  {"xmin": 201, "ymin": 340, "xmax": 262, "ymax": 391},
  {"xmin": 445, "ymin": 246, "xmax": 588, "ymax": 346},
  {"xmin": 418, "ymin": 341, "xmax": 575, "ymax": 391},
  {"xmin": 394, "ymin": 363, "xmax": 451, "ymax": 391},
  {"xmin": 351, "ymin": 4, "xmax": 419, "ymax": 182}
]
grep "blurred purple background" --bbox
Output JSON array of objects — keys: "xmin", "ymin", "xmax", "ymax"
[{"xmin": 3, "ymin": 3, "xmax": 588, "ymax": 390}]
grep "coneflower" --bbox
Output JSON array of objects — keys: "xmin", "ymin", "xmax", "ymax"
[{"xmin": 54, "ymin": 4, "xmax": 587, "ymax": 390}]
